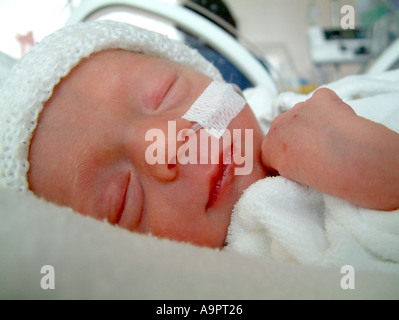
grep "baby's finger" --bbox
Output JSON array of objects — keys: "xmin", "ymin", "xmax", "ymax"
[{"xmin": 260, "ymin": 134, "xmax": 279, "ymax": 176}]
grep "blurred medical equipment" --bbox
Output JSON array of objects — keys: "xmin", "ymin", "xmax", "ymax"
[
  {"xmin": 307, "ymin": 0, "xmax": 399, "ymax": 82},
  {"xmin": 64, "ymin": 0, "xmax": 279, "ymax": 95},
  {"xmin": 308, "ymin": 26, "xmax": 372, "ymax": 66}
]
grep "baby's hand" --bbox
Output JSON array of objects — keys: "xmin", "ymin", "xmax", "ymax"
[
  {"xmin": 261, "ymin": 87, "xmax": 399, "ymax": 210},
  {"xmin": 261, "ymin": 88, "xmax": 356, "ymax": 181}
]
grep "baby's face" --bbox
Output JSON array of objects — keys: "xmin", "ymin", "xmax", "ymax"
[{"xmin": 28, "ymin": 50, "xmax": 266, "ymax": 248}]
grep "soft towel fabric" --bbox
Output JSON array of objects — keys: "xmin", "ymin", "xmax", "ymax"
[
  {"xmin": 227, "ymin": 70, "xmax": 399, "ymax": 274},
  {"xmin": 0, "ymin": 20, "xmax": 222, "ymax": 193},
  {"xmin": 226, "ymin": 177, "xmax": 399, "ymax": 274}
]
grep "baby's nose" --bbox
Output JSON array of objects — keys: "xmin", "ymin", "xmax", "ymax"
[
  {"xmin": 166, "ymin": 118, "xmax": 197, "ymax": 167},
  {"xmin": 142, "ymin": 118, "xmax": 194, "ymax": 182}
]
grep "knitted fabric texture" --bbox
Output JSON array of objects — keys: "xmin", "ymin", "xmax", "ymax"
[{"xmin": 0, "ymin": 20, "xmax": 223, "ymax": 193}]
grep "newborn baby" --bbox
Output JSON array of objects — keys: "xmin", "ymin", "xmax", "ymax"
[
  {"xmin": 1, "ymin": 21, "xmax": 398, "ymax": 271},
  {"xmin": 28, "ymin": 49, "xmax": 267, "ymax": 248},
  {"xmin": 0, "ymin": 21, "xmax": 266, "ymax": 249}
]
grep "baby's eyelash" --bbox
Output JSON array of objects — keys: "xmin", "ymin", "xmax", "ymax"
[
  {"xmin": 107, "ymin": 172, "xmax": 131, "ymax": 225},
  {"xmin": 158, "ymin": 78, "xmax": 177, "ymax": 108},
  {"xmin": 150, "ymin": 72, "xmax": 179, "ymax": 111},
  {"xmin": 114, "ymin": 172, "xmax": 131, "ymax": 225},
  {"xmin": 111, "ymin": 170, "xmax": 145, "ymax": 231}
]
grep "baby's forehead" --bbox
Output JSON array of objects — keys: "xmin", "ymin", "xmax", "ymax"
[
  {"xmin": 49, "ymin": 50, "xmax": 140, "ymax": 103},
  {"xmin": 42, "ymin": 50, "xmax": 184, "ymax": 123},
  {"xmin": 77, "ymin": 49, "xmax": 181, "ymax": 73},
  {"xmin": 52, "ymin": 49, "xmax": 201, "ymax": 116},
  {"xmin": 68, "ymin": 50, "xmax": 140, "ymax": 80},
  {"xmin": 59, "ymin": 50, "xmax": 181, "ymax": 92}
]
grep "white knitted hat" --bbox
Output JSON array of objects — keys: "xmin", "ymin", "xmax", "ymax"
[{"xmin": 0, "ymin": 20, "xmax": 223, "ymax": 193}]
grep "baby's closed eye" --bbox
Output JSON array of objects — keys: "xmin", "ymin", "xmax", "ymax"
[
  {"xmin": 143, "ymin": 70, "xmax": 179, "ymax": 112},
  {"xmin": 106, "ymin": 172, "xmax": 131, "ymax": 224}
]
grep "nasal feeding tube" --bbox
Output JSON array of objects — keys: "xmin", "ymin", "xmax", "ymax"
[{"xmin": 181, "ymin": 80, "xmax": 246, "ymax": 139}]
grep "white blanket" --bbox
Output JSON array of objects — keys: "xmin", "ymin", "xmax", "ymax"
[
  {"xmin": 244, "ymin": 69, "xmax": 399, "ymax": 133},
  {"xmin": 1, "ymin": 182, "xmax": 398, "ymax": 299},
  {"xmin": 227, "ymin": 70, "xmax": 399, "ymax": 274}
]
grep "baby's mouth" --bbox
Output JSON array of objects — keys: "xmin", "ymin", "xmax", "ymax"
[{"xmin": 206, "ymin": 144, "xmax": 235, "ymax": 210}]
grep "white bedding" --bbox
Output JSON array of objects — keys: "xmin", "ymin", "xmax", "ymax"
[
  {"xmin": 1, "ymin": 186, "xmax": 398, "ymax": 299},
  {"xmin": 1, "ymin": 70, "xmax": 399, "ymax": 299}
]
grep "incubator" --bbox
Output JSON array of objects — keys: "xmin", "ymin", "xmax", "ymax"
[
  {"xmin": 0, "ymin": 0, "xmax": 399, "ymax": 90},
  {"xmin": 64, "ymin": 0, "xmax": 278, "ymax": 94},
  {"xmin": 367, "ymin": 36, "xmax": 399, "ymax": 73}
]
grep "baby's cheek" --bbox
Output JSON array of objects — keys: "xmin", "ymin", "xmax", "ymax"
[{"xmin": 149, "ymin": 210, "xmax": 225, "ymax": 248}]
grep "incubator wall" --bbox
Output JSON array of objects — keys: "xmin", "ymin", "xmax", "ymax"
[{"xmin": 0, "ymin": 0, "xmax": 398, "ymax": 89}]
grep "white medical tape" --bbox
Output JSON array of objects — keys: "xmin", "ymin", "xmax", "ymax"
[{"xmin": 181, "ymin": 80, "xmax": 246, "ymax": 139}]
